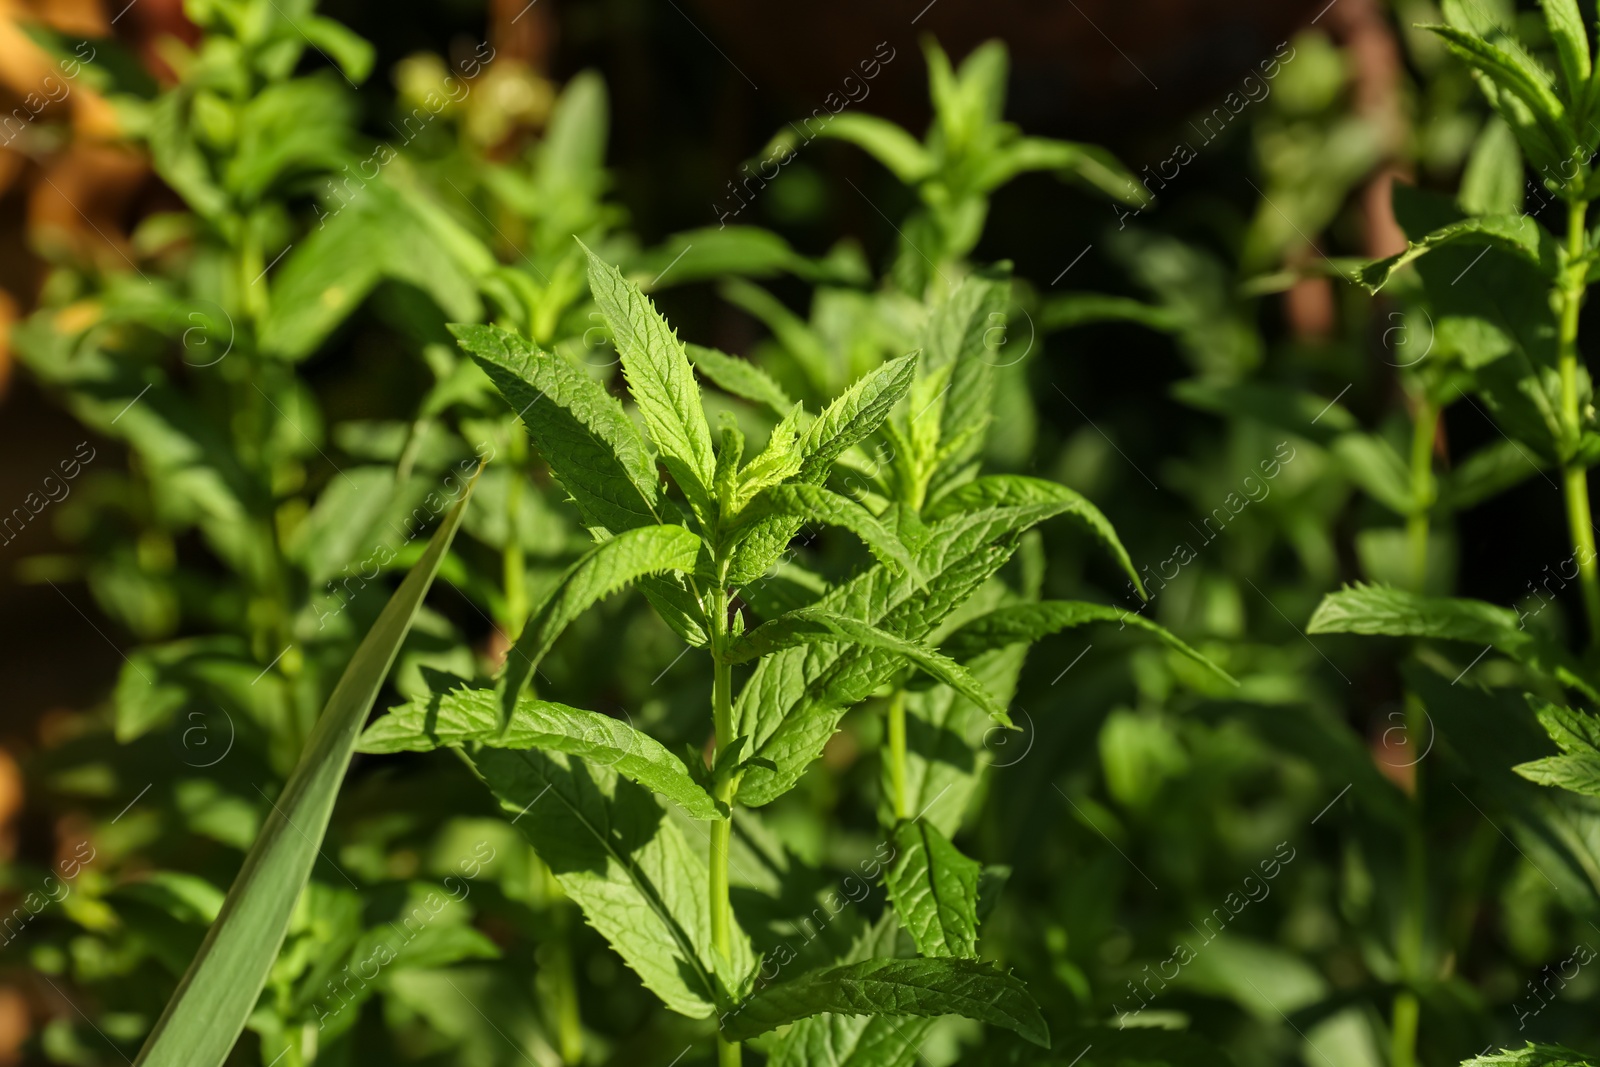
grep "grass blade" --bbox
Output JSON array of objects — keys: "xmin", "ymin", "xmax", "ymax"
[{"xmin": 132, "ymin": 471, "xmax": 479, "ymax": 1067}]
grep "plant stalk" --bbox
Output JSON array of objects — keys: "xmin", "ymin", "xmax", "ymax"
[
  {"xmin": 531, "ymin": 843, "xmax": 583, "ymax": 1064},
  {"xmin": 1558, "ymin": 198, "xmax": 1600, "ymax": 647},
  {"xmin": 546, "ymin": 896, "xmax": 584, "ymax": 1062},
  {"xmin": 1406, "ymin": 393, "xmax": 1439, "ymax": 593},
  {"xmin": 887, "ymin": 690, "xmax": 910, "ymax": 820},
  {"xmin": 709, "ymin": 654, "xmax": 734, "ymax": 964},
  {"xmin": 546, "ymin": 931, "xmax": 583, "ymax": 1064},
  {"xmin": 503, "ymin": 426, "xmax": 530, "ymax": 631},
  {"xmin": 1391, "ymin": 694, "xmax": 1428, "ymax": 1067},
  {"xmin": 233, "ymin": 232, "xmax": 301, "ymax": 759},
  {"xmin": 709, "ymin": 581, "xmax": 740, "ymax": 1067},
  {"xmin": 1390, "ymin": 991, "xmax": 1420, "ymax": 1067}
]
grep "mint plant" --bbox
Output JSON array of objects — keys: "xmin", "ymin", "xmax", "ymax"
[
  {"xmin": 1303, "ymin": 6, "xmax": 1600, "ymax": 1066},
  {"xmin": 767, "ymin": 38, "xmax": 1150, "ymax": 295},
  {"xmin": 381, "ymin": 249, "xmax": 1052, "ymax": 1064},
  {"xmin": 1310, "ymin": 0, "xmax": 1600, "ymax": 722},
  {"xmin": 716, "ymin": 40, "xmax": 1236, "ymax": 913},
  {"xmin": 344, "ymin": 240, "xmax": 1239, "ymax": 1066},
  {"xmin": 1334, "ymin": 0, "xmax": 1600, "ymax": 626}
]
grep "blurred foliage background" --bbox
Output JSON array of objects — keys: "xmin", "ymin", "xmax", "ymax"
[{"xmin": 4, "ymin": 0, "xmax": 1600, "ymax": 1066}]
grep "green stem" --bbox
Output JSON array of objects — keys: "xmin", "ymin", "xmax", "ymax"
[
  {"xmin": 709, "ymin": 655, "xmax": 734, "ymax": 962},
  {"xmin": 1558, "ymin": 198, "xmax": 1600, "ymax": 648},
  {"xmin": 547, "ymin": 932, "xmax": 583, "ymax": 1064},
  {"xmin": 1391, "ymin": 695, "xmax": 1428, "ymax": 1067},
  {"xmin": 1390, "ymin": 992, "xmax": 1420, "ymax": 1067},
  {"xmin": 546, "ymin": 891, "xmax": 583, "ymax": 1063},
  {"xmin": 503, "ymin": 426, "xmax": 529, "ymax": 632},
  {"xmin": 233, "ymin": 229, "xmax": 301, "ymax": 756},
  {"xmin": 709, "ymin": 581, "xmax": 740, "ymax": 1067},
  {"xmin": 887, "ymin": 690, "xmax": 909, "ymax": 820},
  {"xmin": 532, "ymin": 857, "xmax": 583, "ymax": 1064},
  {"xmin": 238, "ymin": 215, "xmax": 267, "ymax": 326},
  {"xmin": 1564, "ymin": 465, "xmax": 1600, "ymax": 646},
  {"xmin": 1406, "ymin": 393, "xmax": 1439, "ymax": 593}
]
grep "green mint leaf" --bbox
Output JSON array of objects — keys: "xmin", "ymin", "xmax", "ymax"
[
  {"xmin": 726, "ymin": 607, "xmax": 1009, "ymax": 723},
  {"xmin": 720, "ymin": 957, "xmax": 1047, "ymax": 1048},
  {"xmin": 1529, "ymin": 695, "xmax": 1600, "ymax": 752},
  {"xmin": 639, "ymin": 575, "xmax": 713, "ymax": 648},
  {"xmin": 580, "ymin": 242, "xmax": 717, "ymax": 505},
  {"xmin": 941, "ymin": 601, "xmax": 1236, "ymax": 686},
  {"xmin": 468, "ymin": 747, "xmax": 753, "ymax": 1018},
  {"xmin": 1356, "ymin": 213, "xmax": 1558, "ymax": 293},
  {"xmin": 734, "ymin": 403, "xmax": 807, "ymax": 509},
  {"xmin": 766, "ymin": 915, "xmax": 932, "ymax": 1067},
  {"xmin": 883, "ymin": 821, "xmax": 982, "ymax": 958},
  {"xmin": 730, "ymin": 483, "xmax": 919, "ymax": 585},
  {"xmin": 499, "ymin": 524, "xmax": 705, "ymax": 725},
  {"xmin": 1539, "ymin": 0, "xmax": 1590, "ymax": 105},
  {"xmin": 976, "ymin": 137, "xmax": 1151, "ymax": 206},
  {"xmin": 798, "ymin": 352, "xmax": 919, "ymax": 483},
  {"xmin": 806, "ymin": 112, "xmax": 934, "ymax": 184},
  {"xmin": 735, "ymin": 504, "xmax": 1051, "ymax": 807},
  {"xmin": 451, "ymin": 322, "xmax": 660, "ymax": 533},
  {"xmin": 359, "ymin": 685, "xmax": 722, "ymax": 820},
  {"xmin": 1427, "ymin": 14, "xmax": 1572, "ymax": 173},
  {"xmin": 913, "ymin": 271, "xmax": 1008, "ymax": 497},
  {"xmin": 688, "ymin": 343, "xmax": 797, "ymax": 418},
  {"xmin": 715, "ymin": 414, "xmax": 747, "ymax": 515},
  {"xmin": 1461, "ymin": 1044, "xmax": 1600, "ymax": 1067},
  {"xmin": 1308, "ymin": 583, "xmax": 1599, "ymax": 700},
  {"xmin": 926, "ymin": 475, "xmax": 1143, "ymax": 596},
  {"xmin": 1514, "ymin": 696, "xmax": 1600, "ymax": 797},
  {"xmin": 1515, "ymin": 751, "xmax": 1600, "ymax": 796}
]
